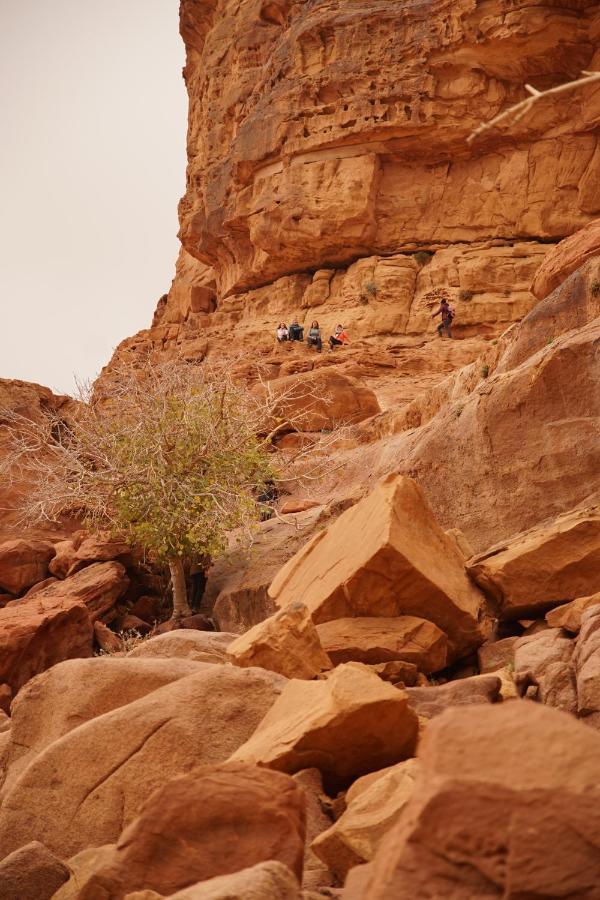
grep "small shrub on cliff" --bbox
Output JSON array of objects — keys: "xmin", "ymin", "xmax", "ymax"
[
  {"xmin": 414, "ymin": 251, "xmax": 432, "ymax": 267},
  {"xmin": 1, "ymin": 362, "xmax": 276, "ymax": 619},
  {"xmin": 459, "ymin": 290, "xmax": 474, "ymax": 301},
  {"xmin": 592, "ymin": 280, "xmax": 600, "ymax": 297}
]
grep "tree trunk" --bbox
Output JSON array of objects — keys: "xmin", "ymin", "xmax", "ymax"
[{"xmin": 169, "ymin": 557, "xmax": 192, "ymax": 620}]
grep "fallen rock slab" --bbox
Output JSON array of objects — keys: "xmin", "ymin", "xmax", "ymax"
[
  {"xmin": 269, "ymin": 475, "xmax": 486, "ymax": 660},
  {"xmin": 468, "ymin": 506, "xmax": 600, "ymax": 619},
  {"xmin": 33, "ymin": 560, "xmax": 129, "ymax": 620},
  {"xmin": 292, "ymin": 768, "xmax": 334, "ymax": 891},
  {"xmin": 312, "ymin": 759, "xmax": 419, "ymax": 880},
  {"xmin": 350, "ymin": 702, "xmax": 600, "ymax": 898},
  {"xmin": 0, "ymin": 665, "xmax": 286, "ymax": 859},
  {"xmin": 405, "ymin": 674, "xmax": 501, "ymax": 720},
  {"xmin": 574, "ymin": 605, "xmax": 600, "ymax": 728},
  {"xmin": 0, "ymin": 539, "xmax": 54, "ymax": 595},
  {"xmin": 74, "ymin": 763, "xmax": 305, "ymax": 898},
  {"xmin": 531, "ymin": 218, "xmax": 600, "ymax": 300},
  {"xmin": 1, "ymin": 656, "xmax": 208, "ymax": 793},
  {"xmin": 228, "ymin": 602, "xmax": 331, "ymax": 679},
  {"xmin": 316, "ymin": 616, "xmax": 447, "ymax": 673},
  {"xmin": 0, "ymin": 840, "xmax": 70, "ymax": 900},
  {"xmin": 546, "ymin": 593, "xmax": 600, "ymax": 633},
  {"xmin": 128, "ymin": 630, "xmax": 235, "ymax": 663},
  {"xmin": 231, "ymin": 663, "xmax": 418, "ymax": 781},
  {"xmin": 477, "ymin": 635, "xmax": 518, "ymax": 673},
  {"xmin": 0, "ymin": 593, "xmax": 93, "ymax": 694}
]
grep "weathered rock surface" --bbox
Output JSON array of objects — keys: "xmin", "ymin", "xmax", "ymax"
[
  {"xmin": 513, "ymin": 630, "xmax": 577, "ymax": 714},
  {"xmin": 546, "ymin": 593, "xmax": 600, "ymax": 634},
  {"xmin": 228, "ymin": 602, "xmax": 331, "ymax": 679},
  {"xmin": 30, "ymin": 560, "xmax": 129, "ymax": 620},
  {"xmin": 532, "ymin": 218, "xmax": 600, "ymax": 300},
  {"xmin": 0, "ymin": 539, "xmax": 54, "ymax": 595},
  {"xmin": 231, "ymin": 663, "xmax": 417, "ymax": 781},
  {"xmin": 312, "ymin": 759, "xmax": 419, "ymax": 881},
  {"xmin": 0, "ymin": 593, "xmax": 93, "ymax": 695},
  {"xmin": 269, "ymin": 475, "xmax": 486, "ymax": 659},
  {"xmin": 1, "ymin": 656, "xmax": 207, "ymax": 793},
  {"xmin": 74, "ymin": 763, "xmax": 305, "ymax": 898},
  {"xmin": 316, "ymin": 617, "xmax": 447, "ymax": 673},
  {"xmin": 127, "ymin": 629, "xmax": 235, "ymax": 663},
  {"xmin": 292, "ymin": 768, "xmax": 334, "ymax": 892},
  {"xmin": 405, "ymin": 674, "xmax": 502, "ymax": 720},
  {"xmin": 574, "ymin": 605, "xmax": 600, "ymax": 728},
  {"xmin": 351, "ymin": 702, "xmax": 600, "ymax": 898},
  {"xmin": 0, "ymin": 665, "xmax": 286, "ymax": 859},
  {"xmin": 468, "ymin": 506, "xmax": 600, "ymax": 619},
  {"xmin": 477, "ymin": 636, "xmax": 518, "ymax": 674},
  {"xmin": 0, "ymin": 840, "xmax": 70, "ymax": 900},
  {"xmin": 160, "ymin": 862, "xmax": 300, "ymax": 900}
]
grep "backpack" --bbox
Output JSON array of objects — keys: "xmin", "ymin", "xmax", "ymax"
[{"xmin": 447, "ymin": 304, "xmax": 456, "ymax": 320}]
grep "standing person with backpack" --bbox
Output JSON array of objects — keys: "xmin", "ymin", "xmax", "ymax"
[{"xmin": 431, "ymin": 298, "xmax": 455, "ymax": 338}]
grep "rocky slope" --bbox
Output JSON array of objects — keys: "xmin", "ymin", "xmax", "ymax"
[{"xmin": 0, "ymin": 1, "xmax": 600, "ymax": 898}]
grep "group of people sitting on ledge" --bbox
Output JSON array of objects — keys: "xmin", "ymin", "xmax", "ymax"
[{"xmin": 276, "ymin": 320, "xmax": 351, "ymax": 353}]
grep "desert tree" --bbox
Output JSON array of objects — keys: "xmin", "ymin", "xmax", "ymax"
[{"xmin": 0, "ymin": 358, "xmax": 346, "ymax": 618}]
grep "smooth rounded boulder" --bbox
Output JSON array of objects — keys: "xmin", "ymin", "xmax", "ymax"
[
  {"xmin": 0, "ymin": 665, "xmax": 286, "ymax": 859},
  {"xmin": 127, "ymin": 629, "xmax": 236, "ymax": 663}
]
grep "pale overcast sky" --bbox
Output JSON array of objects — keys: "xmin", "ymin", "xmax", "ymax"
[{"xmin": 0, "ymin": 0, "xmax": 187, "ymax": 395}]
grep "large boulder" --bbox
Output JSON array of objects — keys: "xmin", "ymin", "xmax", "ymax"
[
  {"xmin": 256, "ymin": 368, "xmax": 380, "ymax": 433},
  {"xmin": 0, "ymin": 593, "xmax": 93, "ymax": 695},
  {"xmin": 350, "ymin": 703, "xmax": 600, "ymax": 898},
  {"xmin": 269, "ymin": 475, "xmax": 486, "ymax": 660},
  {"xmin": 74, "ymin": 763, "xmax": 305, "ymax": 898},
  {"xmin": 127, "ymin": 630, "xmax": 235, "ymax": 663},
  {"xmin": 312, "ymin": 759, "xmax": 419, "ymax": 881},
  {"xmin": 0, "ymin": 665, "xmax": 286, "ymax": 859},
  {"xmin": 513, "ymin": 629, "xmax": 577, "ymax": 714},
  {"xmin": 468, "ymin": 506, "xmax": 600, "ymax": 619},
  {"xmin": 231, "ymin": 663, "xmax": 418, "ymax": 781},
  {"xmin": 228, "ymin": 602, "xmax": 331, "ymax": 679},
  {"xmin": 292, "ymin": 768, "xmax": 334, "ymax": 891},
  {"xmin": 0, "ymin": 539, "xmax": 54, "ymax": 595},
  {"xmin": 30, "ymin": 560, "xmax": 130, "ymax": 619},
  {"xmin": 316, "ymin": 616, "xmax": 447, "ymax": 673},
  {"xmin": 1, "ymin": 656, "xmax": 208, "ymax": 792},
  {"xmin": 0, "ymin": 840, "xmax": 70, "ymax": 900},
  {"xmin": 531, "ymin": 218, "xmax": 600, "ymax": 300}
]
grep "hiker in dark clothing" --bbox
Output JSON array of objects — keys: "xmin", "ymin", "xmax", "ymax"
[
  {"xmin": 307, "ymin": 320, "xmax": 323, "ymax": 352},
  {"xmin": 288, "ymin": 319, "xmax": 304, "ymax": 341},
  {"xmin": 431, "ymin": 298, "xmax": 454, "ymax": 338}
]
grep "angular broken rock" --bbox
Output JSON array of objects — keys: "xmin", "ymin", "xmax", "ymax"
[
  {"xmin": 0, "ymin": 593, "xmax": 93, "ymax": 695},
  {"xmin": 31, "ymin": 560, "xmax": 129, "ymax": 620},
  {"xmin": 0, "ymin": 665, "xmax": 286, "ymax": 860},
  {"xmin": 477, "ymin": 635, "xmax": 518, "ymax": 673},
  {"xmin": 269, "ymin": 475, "xmax": 486, "ymax": 660},
  {"xmin": 228, "ymin": 602, "xmax": 331, "ymax": 679},
  {"xmin": 292, "ymin": 768, "xmax": 334, "ymax": 891},
  {"xmin": 74, "ymin": 763, "xmax": 305, "ymax": 898},
  {"xmin": 546, "ymin": 592, "xmax": 600, "ymax": 634},
  {"xmin": 573, "ymin": 605, "xmax": 600, "ymax": 728},
  {"xmin": 0, "ymin": 840, "xmax": 70, "ymax": 900},
  {"xmin": 312, "ymin": 758, "xmax": 419, "ymax": 880},
  {"xmin": 0, "ymin": 539, "xmax": 54, "ymax": 595},
  {"xmin": 94, "ymin": 620, "xmax": 122, "ymax": 654},
  {"xmin": 351, "ymin": 703, "xmax": 600, "ymax": 898},
  {"xmin": 316, "ymin": 616, "xmax": 447, "ymax": 673},
  {"xmin": 468, "ymin": 506, "xmax": 600, "ymax": 619},
  {"xmin": 230, "ymin": 663, "xmax": 418, "ymax": 781},
  {"xmin": 405, "ymin": 674, "xmax": 502, "ymax": 720}
]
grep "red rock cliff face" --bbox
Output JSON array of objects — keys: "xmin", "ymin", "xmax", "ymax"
[{"xmin": 178, "ymin": 0, "xmax": 599, "ymax": 296}]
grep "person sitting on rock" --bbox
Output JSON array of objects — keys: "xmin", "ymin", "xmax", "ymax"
[
  {"xmin": 431, "ymin": 298, "xmax": 454, "ymax": 338},
  {"xmin": 328, "ymin": 324, "xmax": 350, "ymax": 351},
  {"xmin": 276, "ymin": 322, "xmax": 289, "ymax": 343},
  {"xmin": 307, "ymin": 320, "xmax": 323, "ymax": 352},
  {"xmin": 288, "ymin": 319, "xmax": 304, "ymax": 342}
]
